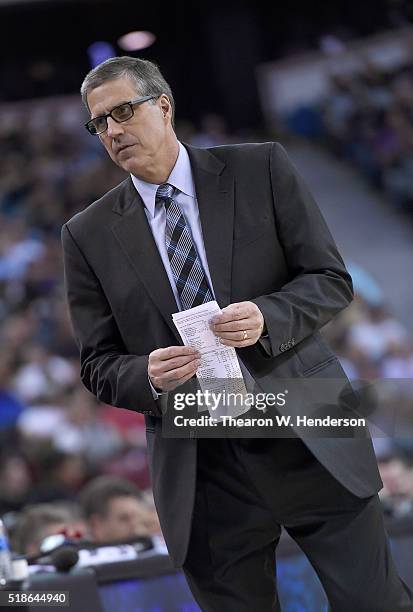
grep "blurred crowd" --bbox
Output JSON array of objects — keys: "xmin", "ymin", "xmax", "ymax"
[
  {"xmin": 323, "ymin": 59, "xmax": 413, "ymax": 215},
  {"xmin": 322, "ymin": 275, "xmax": 413, "ymax": 518},
  {"xmin": 288, "ymin": 55, "xmax": 413, "ymax": 218},
  {"xmin": 0, "ymin": 94, "xmax": 413, "ymax": 562}
]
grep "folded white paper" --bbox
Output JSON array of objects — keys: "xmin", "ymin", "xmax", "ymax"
[{"xmin": 172, "ymin": 301, "xmax": 249, "ymax": 420}]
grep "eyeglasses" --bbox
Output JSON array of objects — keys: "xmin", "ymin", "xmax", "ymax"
[{"xmin": 85, "ymin": 95, "xmax": 157, "ymax": 135}]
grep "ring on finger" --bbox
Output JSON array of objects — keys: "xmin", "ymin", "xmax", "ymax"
[{"xmin": 242, "ymin": 330, "xmax": 248, "ymax": 341}]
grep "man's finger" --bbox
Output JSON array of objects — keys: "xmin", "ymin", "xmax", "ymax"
[
  {"xmin": 149, "ymin": 353, "xmax": 200, "ymax": 378},
  {"xmin": 211, "ymin": 301, "xmax": 257, "ymax": 326},
  {"xmin": 152, "ymin": 360, "xmax": 200, "ymax": 391},
  {"xmin": 160, "ymin": 354, "xmax": 201, "ymax": 372},
  {"xmin": 212, "ymin": 318, "xmax": 252, "ymax": 333},
  {"xmin": 216, "ymin": 329, "xmax": 256, "ymax": 341},
  {"xmin": 212, "ymin": 309, "xmax": 246, "ymax": 325},
  {"xmin": 162, "ymin": 359, "xmax": 201, "ymax": 382},
  {"xmin": 155, "ymin": 346, "xmax": 200, "ymax": 360}
]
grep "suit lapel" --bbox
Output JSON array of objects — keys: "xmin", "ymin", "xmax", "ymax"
[
  {"xmin": 111, "ymin": 180, "xmax": 181, "ymax": 342},
  {"xmin": 110, "ymin": 144, "xmax": 235, "ymax": 342},
  {"xmin": 184, "ymin": 144, "xmax": 234, "ymax": 308}
]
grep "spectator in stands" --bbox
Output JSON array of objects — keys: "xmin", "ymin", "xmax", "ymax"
[
  {"xmin": 78, "ymin": 475, "xmax": 160, "ymax": 543},
  {"xmin": 380, "ymin": 340, "xmax": 413, "ymax": 379},
  {"xmin": 51, "ymin": 387, "xmax": 123, "ymax": 467},
  {"xmin": 0, "ymin": 351, "xmax": 26, "ymax": 431},
  {"xmin": 10, "ymin": 502, "xmax": 86, "ymax": 556},
  {"xmin": 378, "ymin": 452, "xmax": 413, "ymax": 518},
  {"xmin": 0, "ymin": 449, "xmax": 32, "ymax": 515},
  {"xmin": 348, "ymin": 302, "xmax": 408, "ymax": 361},
  {"xmin": 13, "ymin": 343, "xmax": 76, "ymax": 404},
  {"xmin": 27, "ymin": 448, "xmax": 87, "ymax": 504}
]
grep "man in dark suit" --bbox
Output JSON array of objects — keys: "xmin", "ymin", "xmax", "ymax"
[{"xmin": 61, "ymin": 56, "xmax": 412, "ymax": 611}]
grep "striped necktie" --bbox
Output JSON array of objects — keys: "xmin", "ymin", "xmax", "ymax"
[{"xmin": 156, "ymin": 183, "xmax": 214, "ymax": 311}]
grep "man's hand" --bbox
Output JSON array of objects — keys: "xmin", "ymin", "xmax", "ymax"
[
  {"xmin": 211, "ymin": 301, "xmax": 265, "ymax": 347},
  {"xmin": 148, "ymin": 346, "xmax": 201, "ymax": 392}
]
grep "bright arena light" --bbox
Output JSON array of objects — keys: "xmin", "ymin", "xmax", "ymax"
[{"xmin": 118, "ymin": 31, "xmax": 156, "ymax": 51}]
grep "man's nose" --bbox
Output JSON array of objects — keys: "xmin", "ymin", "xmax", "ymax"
[{"xmin": 106, "ymin": 116, "xmax": 124, "ymax": 137}]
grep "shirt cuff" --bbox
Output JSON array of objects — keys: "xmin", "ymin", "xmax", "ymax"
[{"xmin": 148, "ymin": 376, "xmax": 166, "ymax": 400}]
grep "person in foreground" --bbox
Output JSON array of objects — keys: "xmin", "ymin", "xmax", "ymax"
[{"xmin": 61, "ymin": 56, "xmax": 413, "ymax": 611}]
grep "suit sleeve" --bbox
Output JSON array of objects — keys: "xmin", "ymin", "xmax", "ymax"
[
  {"xmin": 61, "ymin": 223, "xmax": 162, "ymax": 417},
  {"xmin": 252, "ymin": 142, "xmax": 354, "ymax": 358}
]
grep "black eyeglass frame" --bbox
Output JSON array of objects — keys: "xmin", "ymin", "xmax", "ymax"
[{"xmin": 85, "ymin": 95, "xmax": 158, "ymax": 135}]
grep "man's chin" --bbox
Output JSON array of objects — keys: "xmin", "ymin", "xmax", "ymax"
[
  {"xmin": 116, "ymin": 157, "xmax": 137, "ymax": 174},
  {"xmin": 111, "ymin": 148, "xmax": 146, "ymax": 175}
]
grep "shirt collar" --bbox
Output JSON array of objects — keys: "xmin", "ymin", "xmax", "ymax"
[{"xmin": 130, "ymin": 142, "xmax": 195, "ymax": 218}]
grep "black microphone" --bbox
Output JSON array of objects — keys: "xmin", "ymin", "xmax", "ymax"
[
  {"xmin": 25, "ymin": 534, "xmax": 82, "ymax": 566},
  {"xmin": 49, "ymin": 546, "xmax": 79, "ymax": 573}
]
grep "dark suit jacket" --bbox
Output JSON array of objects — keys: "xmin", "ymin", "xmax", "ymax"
[{"xmin": 61, "ymin": 142, "xmax": 383, "ymax": 567}]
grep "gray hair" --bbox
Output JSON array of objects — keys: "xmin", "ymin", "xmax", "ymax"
[
  {"xmin": 80, "ymin": 56, "xmax": 175, "ymax": 127},
  {"xmin": 78, "ymin": 475, "xmax": 142, "ymax": 519},
  {"xmin": 11, "ymin": 502, "xmax": 81, "ymax": 555}
]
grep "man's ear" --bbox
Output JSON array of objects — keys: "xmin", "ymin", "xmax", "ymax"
[{"xmin": 159, "ymin": 94, "xmax": 171, "ymax": 118}]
